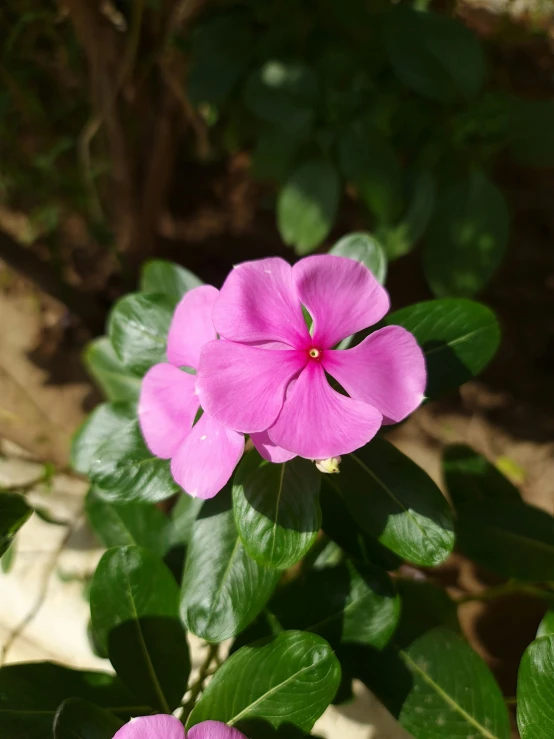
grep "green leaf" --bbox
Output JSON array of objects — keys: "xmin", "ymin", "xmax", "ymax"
[
  {"xmin": 338, "ymin": 122, "xmax": 403, "ymax": 224},
  {"xmin": 270, "ymin": 561, "xmax": 400, "ymax": 649},
  {"xmin": 108, "ymin": 293, "xmax": 173, "ymax": 376},
  {"xmin": 181, "ymin": 487, "xmax": 280, "ymax": 642},
  {"xmin": 244, "ymin": 61, "xmax": 318, "ymax": 134},
  {"xmin": 53, "ymin": 698, "xmax": 123, "ymax": 739},
  {"xmin": 90, "ymin": 545, "xmax": 189, "ymax": 712},
  {"xmin": 85, "ymin": 488, "xmax": 172, "ymax": 558},
  {"xmin": 394, "ymin": 579, "xmax": 460, "ymax": 647},
  {"xmin": 251, "ymin": 128, "xmax": 304, "ymax": 182},
  {"xmin": 384, "ymin": 298, "xmax": 501, "ymax": 399},
  {"xmin": 90, "ymin": 422, "xmax": 180, "ymax": 504},
  {"xmin": 537, "ymin": 611, "xmax": 554, "ymax": 639},
  {"xmin": 0, "ymin": 493, "xmax": 32, "ymax": 558},
  {"xmin": 140, "ymin": 260, "xmax": 202, "ymax": 307},
  {"xmin": 331, "ymin": 438, "xmax": 454, "ymax": 567},
  {"xmin": 169, "ymin": 493, "xmax": 204, "ymax": 547},
  {"xmin": 232, "ymin": 450, "xmax": 321, "ymax": 570},
  {"xmin": 0, "ymin": 662, "xmax": 147, "ymax": 739},
  {"xmin": 443, "ymin": 444, "xmax": 521, "ymax": 509},
  {"xmin": 83, "ymin": 337, "xmax": 141, "ymax": 403},
  {"xmin": 355, "ymin": 628, "xmax": 510, "ymax": 738},
  {"xmin": 1, "ymin": 539, "xmax": 16, "ymax": 573},
  {"xmin": 188, "ymin": 631, "xmax": 341, "ymax": 733},
  {"xmin": 278, "ymin": 160, "xmax": 340, "ymax": 255},
  {"xmin": 508, "ymin": 99, "xmax": 554, "ymax": 168},
  {"xmin": 378, "ymin": 170, "xmax": 436, "ymax": 260},
  {"xmin": 517, "ymin": 635, "xmax": 554, "ymax": 738},
  {"xmin": 423, "ymin": 171, "xmax": 509, "ymax": 297},
  {"xmin": 329, "ymin": 232, "xmax": 387, "ymax": 285},
  {"xmin": 71, "ymin": 402, "xmax": 136, "ymax": 476},
  {"xmin": 384, "ymin": 7, "xmax": 484, "ymax": 103}
]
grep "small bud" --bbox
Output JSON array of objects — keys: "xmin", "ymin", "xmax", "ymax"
[{"xmin": 315, "ymin": 456, "xmax": 341, "ymax": 474}]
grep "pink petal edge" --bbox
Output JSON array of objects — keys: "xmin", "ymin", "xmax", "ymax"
[
  {"xmin": 112, "ymin": 715, "xmax": 185, "ymax": 739},
  {"xmin": 268, "ymin": 360, "xmax": 383, "ymax": 459},
  {"xmin": 138, "ymin": 363, "xmax": 199, "ymax": 459},
  {"xmin": 188, "ymin": 720, "xmax": 248, "ymax": 739},
  {"xmin": 251, "ymin": 430, "xmax": 297, "ymax": 463},
  {"xmin": 167, "ymin": 285, "xmax": 219, "ymax": 370},
  {"xmin": 292, "ymin": 254, "xmax": 390, "ymax": 349}
]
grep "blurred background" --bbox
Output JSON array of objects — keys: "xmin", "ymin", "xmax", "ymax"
[{"xmin": 0, "ymin": 1, "xmax": 553, "ymax": 736}]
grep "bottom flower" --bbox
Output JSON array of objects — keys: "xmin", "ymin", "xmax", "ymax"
[{"xmin": 113, "ymin": 715, "xmax": 247, "ymax": 739}]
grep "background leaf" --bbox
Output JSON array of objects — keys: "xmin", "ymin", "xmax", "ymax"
[
  {"xmin": 508, "ymin": 100, "xmax": 554, "ymax": 168},
  {"xmin": 83, "ymin": 337, "xmax": 141, "ymax": 403},
  {"xmin": 423, "ymin": 171, "xmax": 509, "ymax": 297},
  {"xmin": 329, "ymin": 232, "xmax": 387, "ymax": 285},
  {"xmin": 90, "ymin": 423, "xmax": 180, "ymax": 504},
  {"xmin": 0, "ymin": 493, "xmax": 32, "ymax": 558},
  {"xmin": 384, "ymin": 298, "xmax": 501, "ymax": 399},
  {"xmin": 0, "ymin": 663, "xmax": 146, "ymax": 739},
  {"xmin": 140, "ymin": 260, "xmax": 203, "ymax": 306},
  {"xmin": 330, "ymin": 438, "xmax": 454, "ymax": 567},
  {"xmin": 277, "ymin": 159, "xmax": 340, "ymax": 254},
  {"xmin": 537, "ymin": 611, "xmax": 554, "ymax": 639},
  {"xmin": 53, "ymin": 698, "xmax": 123, "ymax": 739},
  {"xmin": 188, "ymin": 631, "xmax": 341, "ymax": 733},
  {"xmin": 71, "ymin": 402, "xmax": 135, "ymax": 476},
  {"xmin": 108, "ymin": 293, "xmax": 173, "ymax": 376},
  {"xmin": 232, "ymin": 450, "xmax": 321, "ymax": 569},
  {"xmin": 384, "ymin": 7, "xmax": 484, "ymax": 103},
  {"xmin": 517, "ymin": 635, "xmax": 554, "ymax": 739},
  {"xmin": 181, "ymin": 487, "xmax": 280, "ymax": 641},
  {"xmin": 90, "ymin": 545, "xmax": 189, "ymax": 712}
]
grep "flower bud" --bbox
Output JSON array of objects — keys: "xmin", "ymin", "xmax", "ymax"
[{"xmin": 315, "ymin": 456, "xmax": 342, "ymax": 474}]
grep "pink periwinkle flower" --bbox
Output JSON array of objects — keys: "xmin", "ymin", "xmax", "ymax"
[
  {"xmin": 138, "ymin": 286, "xmax": 244, "ymax": 500},
  {"xmin": 196, "ymin": 255, "xmax": 426, "ymax": 461},
  {"xmin": 112, "ymin": 715, "xmax": 247, "ymax": 739}
]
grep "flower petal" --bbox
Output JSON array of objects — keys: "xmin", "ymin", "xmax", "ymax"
[
  {"xmin": 292, "ymin": 254, "xmax": 390, "ymax": 349},
  {"xmin": 113, "ymin": 715, "xmax": 185, "ymax": 739},
  {"xmin": 268, "ymin": 361, "xmax": 382, "ymax": 458},
  {"xmin": 138, "ymin": 363, "xmax": 199, "ymax": 459},
  {"xmin": 213, "ymin": 257, "xmax": 310, "ymax": 348},
  {"xmin": 167, "ymin": 285, "xmax": 219, "ymax": 369},
  {"xmin": 251, "ymin": 430, "xmax": 297, "ymax": 463},
  {"xmin": 188, "ymin": 721, "xmax": 247, "ymax": 739},
  {"xmin": 171, "ymin": 413, "xmax": 244, "ymax": 499},
  {"xmin": 196, "ymin": 341, "xmax": 307, "ymax": 433},
  {"xmin": 323, "ymin": 326, "xmax": 426, "ymax": 423}
]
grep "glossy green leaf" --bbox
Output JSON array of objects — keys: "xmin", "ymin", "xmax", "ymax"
[
  {"xmin": 53, "ymin": 698, "xmax": 123, "ymax": 739},
  {"xmin": 329, "ymin": 232, "xmax": 387, "ymax": 285},
  {"xmin": 90, "ymin": 422, "xmax": 180, "ymax": 503},
  {"xmin": 332, "ymin": 438, "xmax": 454, "ymax": 567},
  {"xmin": 108, "ymin": 293, "xmax": 173, "ymax": 376},
  {"xmin": 83, "ymin": 337, "xmax": 141, "ymax": 403},
  {"xmin": 384, "ymin": 7, "xmax": 484, "ymax": 103},
  {"xmin": 0, "ymin": 662, "xmax": 147, "ymax": 739},
  {"xmin": 443, "ymin": 444, "xmax": 521, "ymax": 509},
  {"xmin": 338, "ymin": 122, "xmax": 403, "ymax": 224},
  {"xmin": 140, "ymin": 260, "xmax": 202, "ymax": 306},
  {"xmin": 244, "ymin": 61, "xmax": 318, "ymax": 133},
  {"xmin": 71, "ymin": 402, "xmax": 136, "ymax": 476},
  {"xmin": 385, "ymin": 298, "xmax": 501, "ymax": 399},
  {"xmin": 537, "ymin": 611, "xmax": 554, "ymax": 639},
  {"xmin": 169, "ymin": 493, "xmax": 204, "ymax": 547},
  {"xmin": 188, "ymin": 631, "xmax": 341, "ymax": 733},
  {"xmin": 509, "ymin": 100, "xmax": 554, "ymax": 168},
  {"xmin": 517, "ymin": 635, "xmax": 554, "ymax": 738},
  {"xmin": 90, "ymin": 545, "xmax": 189, "ymax": 712},
  {"xmin": 378, "ymin": 170, "xmax": 436, "ymax": 260},
  {"xmin": 232, "ymin": 450, "xmax": 321, "ymax": 570},
  {"xmin": 0, "ymin": 493, "xmax": 32, "ymax": 558},
  {"xmin": 278, "ymin": 160, "xmax": 340, "ymax": 255},
  {"xmin": 181, "ymin": 487, "xmax": 280, "ymax": 642},
  {"xmin": 85, "ymin": 488, "xmax": 172, "ymax": 558},
  {"xmin": 270, "ymin": 561, "xmax": 399, "ymax": 649},
  {"xmin": 423, "ymin": 171, "xmax": 509, "ymax": 297}
]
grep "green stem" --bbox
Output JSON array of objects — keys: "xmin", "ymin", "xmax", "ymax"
[
  {"xmin": 180, "ymin": 643, "xmax": 219, "ymax": 723},
  {"xmin": 456, "ymin": 581, "xmax": 550, "ymax": 605}
]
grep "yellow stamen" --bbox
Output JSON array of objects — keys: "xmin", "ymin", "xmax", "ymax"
[{"xmin": 309, "ymin": 348, "xmax": 320, "ymax": 359}]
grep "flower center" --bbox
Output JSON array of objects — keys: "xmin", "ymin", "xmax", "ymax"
[{"xmin": 309, "ymin": 347, "xmax": 321, "ymax": 360}]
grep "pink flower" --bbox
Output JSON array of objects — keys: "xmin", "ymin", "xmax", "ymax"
[
  {"xmin": 138, "ymin": 286, "xmax": 244, "ymax": 499},
  {"xmin": 196, "ymin": 255, "xmax": 426, "ymax": 460},
  {"xmin": 112, "ymin": 715, "xmax": 247, "ymax": 739}
]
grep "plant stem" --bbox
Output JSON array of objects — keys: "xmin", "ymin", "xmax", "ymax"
[
  {"xmin": 180, "ymin": 643, "xmax": 219, "ymax": 723},
  {"xmin": 455, "ymin": 581, "xmax": 551, "ymax": 605}
]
